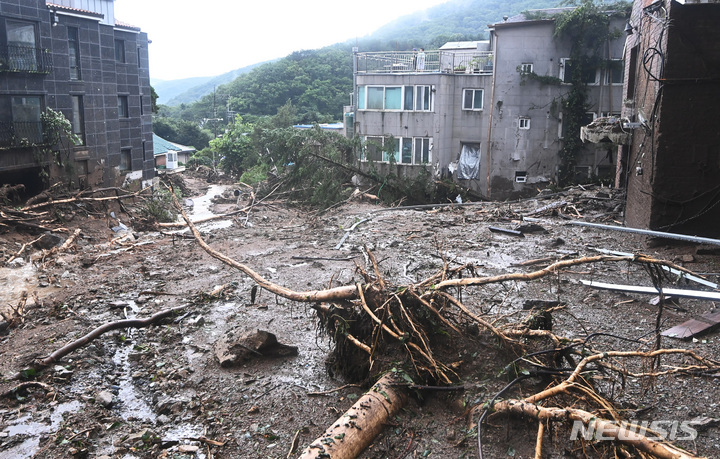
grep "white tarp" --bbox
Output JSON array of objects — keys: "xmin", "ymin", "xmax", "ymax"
[{"xmin": 457, "ymin": 144, "xmax": 480, "ymax": 180}]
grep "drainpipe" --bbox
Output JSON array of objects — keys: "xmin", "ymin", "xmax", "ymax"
[{"xmin": 484, "ymin": 30, "xmax": 498, "ymax": 198}]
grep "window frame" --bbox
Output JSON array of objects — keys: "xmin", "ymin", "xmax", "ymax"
[
  {"xmin": 519, "ymin": 118, "xmax": 531, "ymax": 130},
  {"xmin": 114, "ymin": 39, "xmax": 126, "ymax": 63},
  {"xmin": 119, "ymin": 148, "xmax": 132, "ymax": 171},
  {"xmin": 71, "ymin": 95, "xmax": 85, "ymax": 145},
  {"xmin": 519, "ymin": 63, "xmax": 533, "ymax": 74},
  {"xmin": 68, "ymin": 27, "xmax": 81, "ymax": 80},
  {"xmin": 117, "ymin": 95, "xmax": 129, "ymax": 118},
  {"xmin": 560, "ymin": 58, "xmax": 599, "ymax": 85},
  {"xmin": 358, "ymin": 85, "xmax": 433, "ymax": 112},
  {"xmin": 362, "ymin": 136, "xmax": 432, "ymax": 165},
  {"xmin": 462, "ymin": 88, "xmax": 484, "ymax": 111},
  {"xmin": 604, "ymin": 59, "xmax": 624, "ymax": 85}
]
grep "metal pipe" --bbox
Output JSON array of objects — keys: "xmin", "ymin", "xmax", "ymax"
[{"xmin": 569, "ymin": 221, "xmax": 720, "ymax": 247}]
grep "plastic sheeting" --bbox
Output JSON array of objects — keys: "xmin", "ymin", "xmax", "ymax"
[{"xmin": 457, "ymin": 144, "xmax": 480, "ymax": 180}]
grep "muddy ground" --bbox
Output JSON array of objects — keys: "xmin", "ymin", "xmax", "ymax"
[{"xmin": 1, "ymin": 171, "xmax": 719, "ymax": 459}]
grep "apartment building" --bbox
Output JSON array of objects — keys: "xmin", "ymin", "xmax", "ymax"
[
  {"xmin": 0, "ymin": 0, "xmax": 154, "ymax": 195},
  {"xmin": 351, "ymin": 8, "xmax": 627, "ymax": 200}
]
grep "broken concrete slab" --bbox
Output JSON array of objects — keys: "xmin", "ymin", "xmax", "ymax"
[{"xmin": 214, "ymin": 329, "xmax": 298, "ymax": 367}]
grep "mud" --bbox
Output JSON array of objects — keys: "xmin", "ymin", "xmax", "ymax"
[{"xmin": 1, "ymin": 172, "xmax": 719, "ymax": 458}]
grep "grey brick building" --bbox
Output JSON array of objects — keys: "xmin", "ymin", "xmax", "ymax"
[
  {"xmin": 351, "ymin": 9, "xmax": 627, "ymax": 200},
  {"xmin": 0, "ymin": 0, "xmax": 153, "ymax": 195}
]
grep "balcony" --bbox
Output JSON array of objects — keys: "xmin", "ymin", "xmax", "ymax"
[
  {"xmin": 0, "ymin": 121, "xmax": 50, "ymax": 148},
  {"xmin": 355, "ymin": 50, "xmax": 493, "ymax": 75},
  {"xmin": 0, "ymin": 46, "xmax": 53, "ymax": 74}
]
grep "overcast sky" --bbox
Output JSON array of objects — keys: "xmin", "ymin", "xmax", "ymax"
[{"xmin": 113, "ymin": 0, "xmax": 450, "ymax": 81}]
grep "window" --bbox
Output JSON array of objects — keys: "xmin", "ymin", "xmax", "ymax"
[
  {"xmin": 363, "ymin": 136, "xmax": 432, "ymax": 165},
  {"xmin": 384, "ymin": 87, "xmax": 402, "ymax": 110},
  {"xmin": 358, "ymin": 85, "xmax": 432, "ymax": 111},
  {"xmin": 414, "ymin": 138, "xmax": 431, "ymax": 164},
  {"xmin": 6, "ymin": 20, "xmax": 37, "ymax": 71},
  {"xmin": 605, "ymin": 59, "xmax": 624, "ymax": 85},
  {"xmin": 560, "ymin": 58, "xmax": 598, "ymax": 84},
  {"xmin": 363, "ymin": 136, "xmax": 383, "ymax": 161},
  {"xmin": 414, "ymin": 85, "xmax": 432, "ymax": 111},
  {"xmin": 8, "ymin": 96, "xmax": 43, "ymax": 144},
  {"xmin": 68, "ymin": 27, "xmax": 81, "ymax": 80},
  {"xmin": 519, "ymin": 63, "xmax": 533, "ymax": 74},
  {"xmin": 137, "ymin": 46, "xmax": 142, "ymax": 68},
  {"xmin": 114, "ymin": 39, "xmax": 125, "ymax": 63},
  {"xmin": 519, "ymin": 118, "xmax": 530, "ymax": 130},
  {"xmin": 71, "ymin": 95, "xmax": 85, "ymax": 145},
  {"xmin": 367, "ymin": 87, "xmax": 385, "ymax": 110},
  {"xmin": 117, "ymin": 96, "xmax": 129, "ymax": 118},
  {"xmin": 558, "ymin": 112, "xmax": 595, "ymax": 139},
  {"xmin": 462, "ymin": 89, "xmax": 484, "ymax": 111},
  {"xmin": 120, "ymin": 148, "xmax": 132, "ymax": 171},
  {"xmin": 515, "ymin": 171, "xmax": 527, "ymax": 183}
]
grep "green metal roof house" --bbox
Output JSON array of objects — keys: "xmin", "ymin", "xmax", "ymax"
[{"xmin": 153, "ymin": 134, "xmax": 194, "ymax": 172}]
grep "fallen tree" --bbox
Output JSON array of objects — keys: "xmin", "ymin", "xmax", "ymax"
[{"xmin": 298, "ymin": 372, "xmax": 408, "ymax": 459}]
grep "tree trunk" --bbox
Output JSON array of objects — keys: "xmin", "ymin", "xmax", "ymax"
[{"xmin": 298, "ymin": 373, "xmax": 407, "ymax": 459}]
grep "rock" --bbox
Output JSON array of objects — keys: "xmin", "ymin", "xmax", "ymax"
[
  {"xmin": 157, "ymin": 414, "xmax": 171, "ymax": 425},
  {"xmin": 33, "ymin": 232, "xmax": 63, "ymax": 250},
  {"xmin": 213, "ymin": 329, "xmax": 298, "ymax": 367},
  {"xmin": 96, "ymin": 390, "xmax": 114, "ymax": 408},
  {"xmin": 7, "ymin": 257, "xmax": 25, "ymax": 267},
  {"xmin": 178, "ymin": 445, "xmax": 199, "ymax": 453}
]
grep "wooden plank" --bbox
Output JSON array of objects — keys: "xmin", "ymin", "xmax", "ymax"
[{"xmin": 662, "ymin": 319, "xmax": 720, "ymax": 340}]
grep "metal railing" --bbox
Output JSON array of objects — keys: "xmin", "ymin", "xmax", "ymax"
[
  {"xmin": 356, "ymin": 50, "xmax": 493, "ymax": 75},
  {"xmin": 0, "ymin": 45, "xmax": 53, "ymax": 74},
  {"xmin": 0, "ymin": 121, "xmax": 49, "ymax": 148}
]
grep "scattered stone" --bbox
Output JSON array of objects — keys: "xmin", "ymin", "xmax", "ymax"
[
  {"xmin": 213, "ymin": 329, "xmax": 298, "ymax": 367},
  {"xmin": 7, "ymin": 257, "xmax": 25, "ymax": 267},
  {"xmin": 157, "ymin": 414, "xmax": 172, "ymax": 425},
  {"xmin": 96, "ymin": 390, "xmax": 114, "ymax": 408},
  {"xmin": 53, "ymin": 365, "xmax": 74, "ymax": 380},
  {"xmin": 33, "ymin": 232, "xmax": 63, "ymax": 250},
  {"xmin": 178, "ymin": 445, "xmax": 200, "ymax": 453}
]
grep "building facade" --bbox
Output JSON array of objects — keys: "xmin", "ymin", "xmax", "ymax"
[
  {"xmin": 622, "ymin": 0, "xmax": 720, "ymax": 235},
  {"xmin": 0, "ymin": 0, "xmax": 154, "ymax": 195},
  {"xmin": 351, "ymin": 9, "xmax": 627, "ymax": 200}
]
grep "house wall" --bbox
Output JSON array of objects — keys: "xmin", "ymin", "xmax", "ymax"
[
  {"xmin": 623, "ymin": 0, "xmax": 720, "ymax": 234},
  {"xmin": 0, "ymin": 0, "xmax": 153, "ymax": 192},
  {"xmin": 487, "ymin": 18, "xmax": 625, "ymax": 200}
]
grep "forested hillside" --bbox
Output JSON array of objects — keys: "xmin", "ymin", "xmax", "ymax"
[{"xmin": 156, "ymin": 0, "xmax": 560, "ymax": 145}]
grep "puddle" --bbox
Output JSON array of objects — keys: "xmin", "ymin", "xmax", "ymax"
[
  {"xmin": 180, "ymin": 184, "xmax": 233, "ymax": 232},
  {"xmin": 2, "ymin": 400, "xmax": 82, "ymax": 458},
  {"xmin": 111, "ymin": 300, "xmax": 157, "ymax": 423},
  {"xmin": 0, "ymin": 262, "xmax": 37, "ymax": 317}
]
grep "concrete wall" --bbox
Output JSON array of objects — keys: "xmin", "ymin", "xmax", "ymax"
[{"xmin": 624, "ymin": 0, "xmax": 720, "ymax": 235}]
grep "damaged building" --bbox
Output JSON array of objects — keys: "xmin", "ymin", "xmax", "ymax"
[
  {"xmin": 621, "ymin": 0, "xmax": 720, "ymax": 235},
  {"xmin": 350, "ymin": 8, "xmax": 628, "ymax": 200},
  {"xmin": 0, "ymin": 0, "xmax": 154, "ymax": 195}
]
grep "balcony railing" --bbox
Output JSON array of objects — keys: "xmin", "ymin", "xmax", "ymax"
[
  {"xmin": 0, "ymin": 121, "xmax": 49, "ymax": 148},
  {"xmin": 356, "ymin": 50, "xmax": 493, "ymax": 75},
  {"xmin": 0, "ymin": 45, "xmax": 53, "ymax": 74}
]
